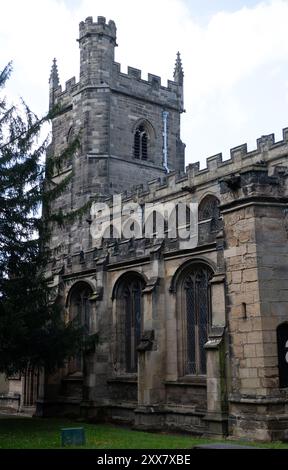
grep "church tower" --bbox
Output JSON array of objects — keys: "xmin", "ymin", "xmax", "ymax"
[{"xmin": 49, "ymin": 16, "xmax": 185, "ymax": 205}]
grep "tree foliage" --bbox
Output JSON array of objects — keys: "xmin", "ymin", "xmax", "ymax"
[{"xmin": 0, "ymin": 63, "xmax": 82, "ymax": 375}]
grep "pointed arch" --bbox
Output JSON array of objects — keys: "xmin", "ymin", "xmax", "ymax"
[
  {"xmin": 198, "ymin": 194, "xmax": 220, "ymax": 222},
  {"xmin": 66, "ymin": 281, "xmax": 94, "ymax": 334},
  {"xmin": 198, "ymin": 195, "xmax": 222, "ymax": 244},
  {"xmin": 112, "ymin": 271, "xmax": 148, "ymax": 301},
  {"xmin": 131, "ymin": 119, "xmax": 156, "ymax": 140},
  {"xmin": 112, "ymin": 271, "xmax": 147, "ymax": 373},
  {"xmin": 174, "ymin": 260, "xmax": 214, "ymax": 377},
  {"xmin": 67, "ymin": 125, "xmax": 75, "ymax": 143},
  {"xmin": 132, "ymin": 119, "xmax": 156, "ymax": 161},
  {"xmin": 170, "ymin": 257, "xmax": 216, "ymax": 294},
  {"xmin": 65, "ymin": 281, "xmax": 94, "ymax": 374}
]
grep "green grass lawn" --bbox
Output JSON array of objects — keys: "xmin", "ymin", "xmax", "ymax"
[{"xmin": 0, "ymin": 417, "xmax": 287, "ymax": 449}]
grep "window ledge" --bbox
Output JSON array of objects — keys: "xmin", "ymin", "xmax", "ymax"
[
  {"xmin": 164, "ymin": 378, "xmax": 206, "ymax": 387},
  {"xmin": 107, "ymin": 375, "xmax": 137, "ymax": 384},
  {"xmin": 62, "ymin": 373, "xmax": 84, "ymax": 382}
]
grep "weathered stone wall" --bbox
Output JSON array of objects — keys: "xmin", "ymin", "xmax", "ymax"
[
  {"xmin": 223, "ymin": 204, "xmax": 261, "ymax": 397},
  {"xmin": 49, "ymin": 16, "xmax": 184, "ymax": 203},
  {"xmin": 109, "ymin": 90, "xmax": 182, "ymax": 174},
  {"xmin": 221, "ymin": 165, "xmax": 288, "ymax": 440},
  {"xmin": 255, "ymin": 204, "xmax": 288, "ymax": 393},
  {"xmin": 21, "ymin": 15, "xmax": 288, "ymax": 440},
  {"xmin": 42, "ymin": 126, "xmax": 288, "ymax": 438}
]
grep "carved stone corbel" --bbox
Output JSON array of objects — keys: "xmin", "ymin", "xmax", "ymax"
[{"xmin": 137, "ymin": 330, "xmax": 155, "ymax": 352}]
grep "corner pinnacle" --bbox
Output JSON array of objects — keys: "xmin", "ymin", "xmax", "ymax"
[
  {"xmin": 49, "ymin": 58, "xmax": 60, "ymax": 89},
  {"xmin": 173, "ymin": 51, "xmax": 184, "ymax": 85}
]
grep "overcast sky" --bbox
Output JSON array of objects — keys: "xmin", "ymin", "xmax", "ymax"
[{"xmin": 2, "ymin": 0, "xmax": 288, "ymax": 168}]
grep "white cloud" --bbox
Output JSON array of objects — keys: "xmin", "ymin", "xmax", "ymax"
[{"xmin": 1, "ymin": 0, "xmax": 288, "ymax": 167}]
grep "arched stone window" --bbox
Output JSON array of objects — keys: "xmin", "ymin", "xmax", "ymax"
[
  {"xmin": 198, "ymin": 195, "xmax": 221, "ymax": 244},
  {"xmin": 134, "ymin": 124, "xmax": 148, "ymax": 160},
  {"xmin": 67, "ymin": 125, "xmax": 75, "ymax": 144},
  {"xmin": 177, "ymin": 263, "xmax": 213, "ymax": 376},
  {"xmin": 114, "ymin": 273, "xmax": 145, "ymax": 373},
  {"xmin": 69, "ymin": 282, "xmax": 92, "ymax": 334},
  {"xmin": 132, "ymin": 119, "xmax": 156, "ymax": 162},
  {"xmin": 65, "ymin": 125, "xmax": 78, "ymax": 167},
  {"xmin": 67, "ymin": 282, "xmax": 93, "ymax": 373}
]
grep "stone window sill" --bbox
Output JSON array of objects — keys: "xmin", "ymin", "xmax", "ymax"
[
  {"xmin": 62, "ymin": 373, "xmax": 84, "ymax": 382},
  {"xmin": 107, "ymin": 375, "xmax": 137, "ymax": 384},
  {"xmin": 165, "ymin": 377, "xmax": 206, "ymax": 387}
]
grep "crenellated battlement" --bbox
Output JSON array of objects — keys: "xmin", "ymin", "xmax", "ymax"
[
  {"xmin": 112, "ymin": 63, "xmax": 179, "ymax": 92},
  {"xmin": 52, "ymin": 67, "xmax": 180, "ymax": 112},
  {"xmin": 65, "ymin": 77, "xmax": 76, "ymax": 92},
  {"xmin": 127, "ymin": 66, "xmax": 142, "ymax": 80},
  {"xmin": 97, "ymin": 127, "xmax": 288, "ymax": 205},
  {"xmin": 184, "ymin": 129, "xmax": 288, "ymax": 177},
  {"xmin": 51, "ymin": 16, "xmax": 182, "ymax": 110},
  {"xmin": 112, "ymin": 62, "xmax": 181, "ymax": 104},
  {"xmin": 79, "ymin": 16, "xmax": 117, "ymax": 43}
]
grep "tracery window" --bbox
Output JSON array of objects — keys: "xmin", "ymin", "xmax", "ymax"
[
  {"xmin": 68, "ymin": 282, "xmax": 93, "ymax": 373},
  {"xmin": 69, "ymin": 283, "xmax": 92, "ymax": 334},
  {"xmin": 134, "ymin": 124, "xmax": 148, "ymax": 160},
  {"xmin": 198, "ymin": 196, "xmax": 222, "ymax": 244},
  {"xmin": 115, "ymin": 274, "xmax": 145, "ymax": 373},
  {"xmin": 179, "ymin": 264, "xmax": 213, "ymax": 376}
]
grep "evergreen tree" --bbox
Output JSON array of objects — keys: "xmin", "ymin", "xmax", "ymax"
[{"xmin": 0, "ymin": 63, "xmax": 83, "ymax": 376}]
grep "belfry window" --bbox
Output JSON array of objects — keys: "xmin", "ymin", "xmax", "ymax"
[{"xmin": 134, "ymin": 125, "xmax": 148, "ymax": 160}]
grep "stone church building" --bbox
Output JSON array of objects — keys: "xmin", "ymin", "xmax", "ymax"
[{"xmin": 3, "ymin": 16, "xmax": 288, "ymax": 441}]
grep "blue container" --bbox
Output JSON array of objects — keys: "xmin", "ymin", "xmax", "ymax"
[{"xmin": 61, "ymin": 427, "xmax": 85, "ymax": 446}]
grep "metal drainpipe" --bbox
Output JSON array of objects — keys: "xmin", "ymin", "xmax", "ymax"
[{"xmin": 162, "ymin": 111, "xmax": 170, "ymax": 173}]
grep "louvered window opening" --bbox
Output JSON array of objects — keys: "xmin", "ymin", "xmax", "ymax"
[{"xmin": 134, "ymin": 125, "xmax": 148, "ymax": 160}]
